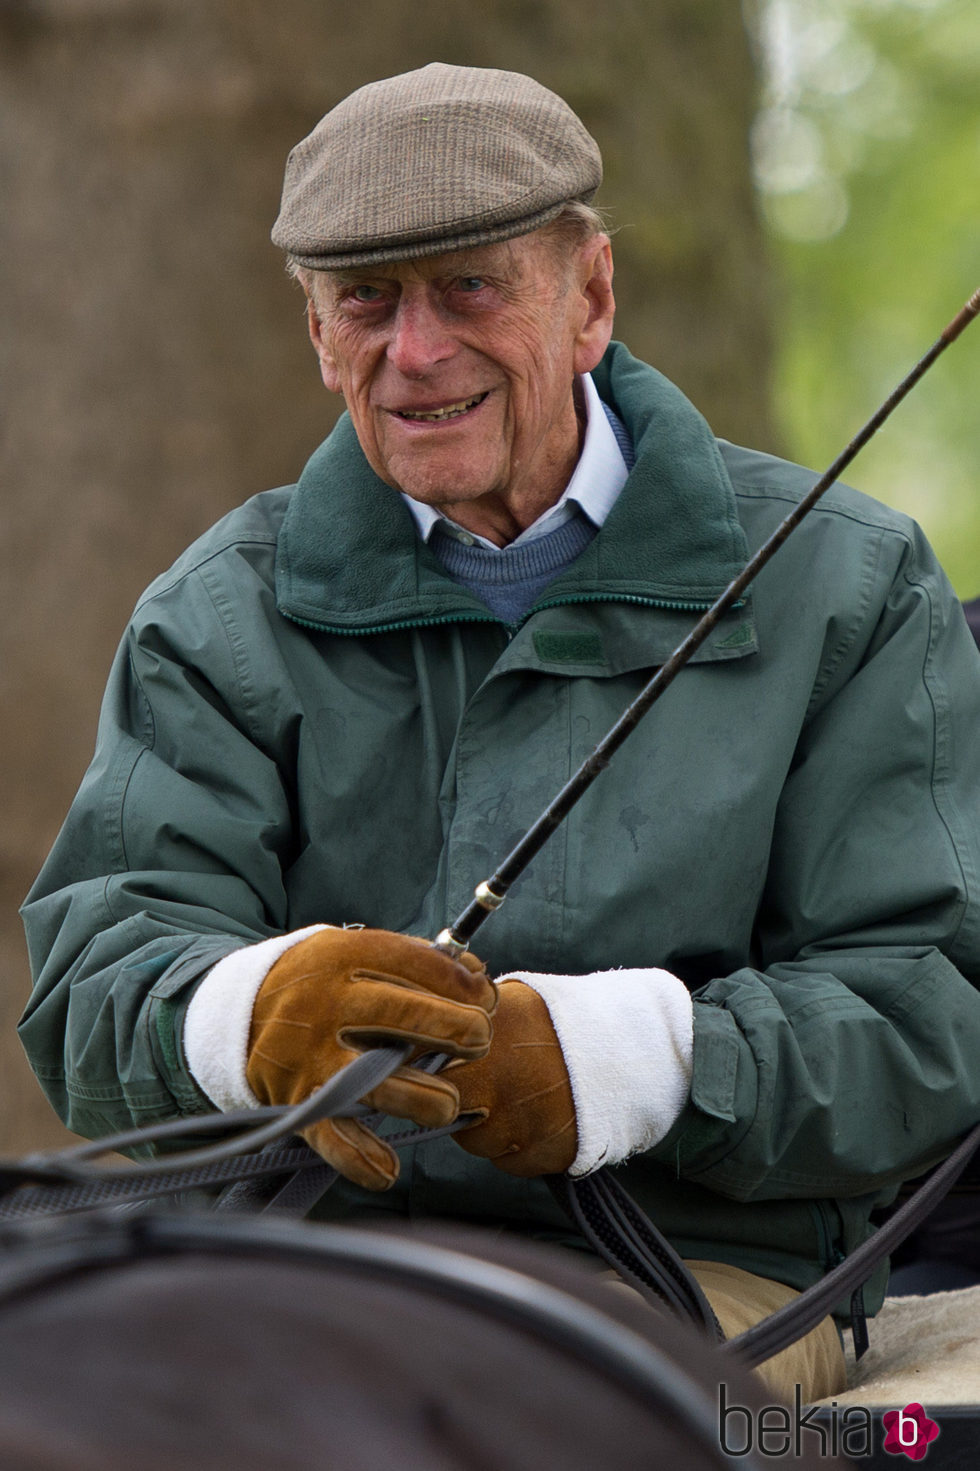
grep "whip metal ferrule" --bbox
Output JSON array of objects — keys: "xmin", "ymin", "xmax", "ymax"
[
  {"xmin": 432, "ymin": 928, "xmax": 467, "ymax": 958},
  {"xmin": 474, "ymin": 881, "xmax": 506, "ymax": 911}
]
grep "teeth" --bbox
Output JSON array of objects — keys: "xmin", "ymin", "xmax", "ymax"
[{"xmin": 398, "ymin": 394, "xmax": 484, "ymax": 422}]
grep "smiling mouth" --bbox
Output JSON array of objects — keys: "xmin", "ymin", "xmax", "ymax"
[{"xmin": 394, "ymin": 392, "xmax": 488, "ymax": 423}]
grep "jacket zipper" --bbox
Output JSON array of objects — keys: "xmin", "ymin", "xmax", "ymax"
[
  {"xmin": 284, "ymin": 592, "xmax": 732, "ymax": 639},
  {"xmin": 282, "ymin": 610, "xmax": 502, "ymax": 637},
  {"xmin": 517, "ymin": 591, "xmax": 735, "ymax": 628}
]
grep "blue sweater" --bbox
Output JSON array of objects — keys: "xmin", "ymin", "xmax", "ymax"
[{"xmin": 429, "ymin": 403, "xmax": 634, "ymax": 623}]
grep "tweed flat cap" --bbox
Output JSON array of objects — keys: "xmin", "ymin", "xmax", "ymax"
[{"xmin": 272, "ymin": 63, "xmax": 602, "ymax": 269}]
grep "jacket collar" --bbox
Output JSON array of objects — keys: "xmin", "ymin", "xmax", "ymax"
[{"xmin": 276, "ymin": 341, "xmax": 750, "ymax": 634}]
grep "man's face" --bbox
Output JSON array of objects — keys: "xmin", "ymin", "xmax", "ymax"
[{"xmin": 307, "ymin": 230, "xmax": 614, "ymax": 533}]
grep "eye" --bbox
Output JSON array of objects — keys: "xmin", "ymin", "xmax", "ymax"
[
  {"xmin": 351, "ymin": 284, "xmax": 384, "ymax": 302},
  {"xmin": 457, "ymin": 277, "xmax": 487, "ymax": 293}
]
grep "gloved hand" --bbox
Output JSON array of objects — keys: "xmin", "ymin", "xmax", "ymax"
[
  {"xmin": 446, "ymin": 979, "xmax": 577, "ymax": 1177},
  {"xmin": 245, "ymin": 928, "xmax": 494, "ymax": 1191}
]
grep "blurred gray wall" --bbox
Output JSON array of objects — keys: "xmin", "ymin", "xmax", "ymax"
[{"xmin": 0, "ymin": 0, "xmax": 777, "ymax": 1150}]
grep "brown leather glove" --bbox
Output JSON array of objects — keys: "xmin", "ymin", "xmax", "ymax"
[
  {"xmin": 245, "ymin": 928, "xmax": 494, "ymax": 1191},
  {"xmin": 447, "ymin": 979, "xmax": 577, "ymax": 1177}
]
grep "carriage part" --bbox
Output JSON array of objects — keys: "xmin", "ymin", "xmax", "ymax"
[{"xmin": 0, "ymin": 1210, "xmax": 848, "ymax": 1471}]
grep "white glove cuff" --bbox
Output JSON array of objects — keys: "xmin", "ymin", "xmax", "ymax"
[
  {"xmin": 509, "ymin": 968, "xmax": 694, "ymax": 1177},
  {"xmin": 183, "ymin": 925, "xmax": 331, "ymax": 1111}
]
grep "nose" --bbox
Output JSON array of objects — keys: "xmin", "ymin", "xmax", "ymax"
[{"xmin": 385, "ymin": 292, "xmax": 457, "ymax": 378}]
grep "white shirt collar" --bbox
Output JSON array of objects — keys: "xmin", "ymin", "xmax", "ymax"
[{"xmin": 400, "ymin": 373, "xmax": 630, "ymax": 552}]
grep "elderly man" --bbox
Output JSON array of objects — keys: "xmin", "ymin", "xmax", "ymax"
[{"xmin": 21, "ymin": 65, "xmax": 980, "ymax": 1403}]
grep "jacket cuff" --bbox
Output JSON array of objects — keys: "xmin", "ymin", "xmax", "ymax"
[
  {"xmin": 182, "ymin": 925, "xmax": 330, "ymax": 1110},
  {"xmin": 509, "ymin": 968, "xmax": 694, "ymax": 1177}
]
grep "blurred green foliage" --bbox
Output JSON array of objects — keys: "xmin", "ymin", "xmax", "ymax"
[{"xmin": 752, "ymin": 0, "xmax": 980, "ymax": 594}]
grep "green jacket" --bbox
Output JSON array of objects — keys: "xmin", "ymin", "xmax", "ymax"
[{"xmin": 21, "ymin": 343, "xmax": 980, "ymax": 1305}]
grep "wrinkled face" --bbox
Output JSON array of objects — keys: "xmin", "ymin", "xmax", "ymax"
[{"xmin": 306, "ymin": 230, "xmax": 614, "ymax": 526}]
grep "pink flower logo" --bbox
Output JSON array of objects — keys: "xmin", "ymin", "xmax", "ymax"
[{"xmin": 882, "ymin": 1403, "xmax": 940, "ymax": 1460}]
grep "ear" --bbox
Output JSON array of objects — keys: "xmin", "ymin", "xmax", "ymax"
[
  {"xmin": 572, "ymin": 235, "xmax": 615, "ymax": 376},
  {"xmin": 306, "ymin": 297, "xmax": 342, "ymax": 394}
]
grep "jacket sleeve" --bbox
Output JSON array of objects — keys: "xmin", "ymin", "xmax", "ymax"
[
  {"xmin": 19, "ymin": 571, "xmax": 296, "ymax": 1141},
  {"xmin": 653, "ymin": 521, "xmax": 980, "ymax": 1203}
]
